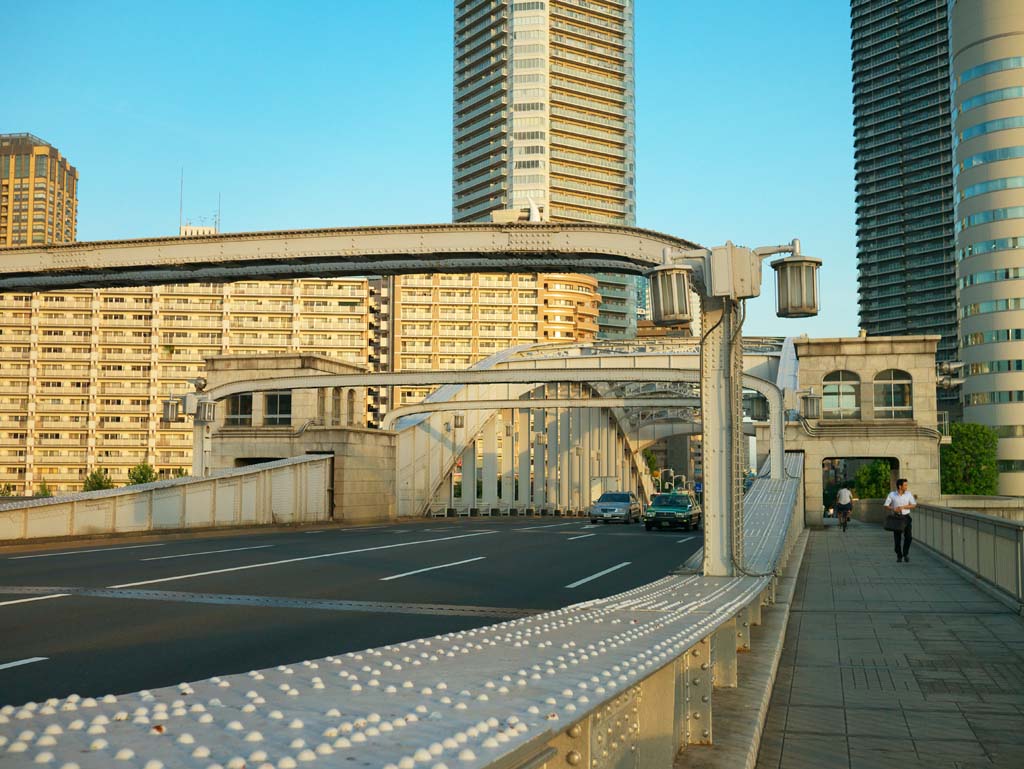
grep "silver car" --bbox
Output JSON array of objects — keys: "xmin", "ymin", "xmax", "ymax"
[{"xmin": 589, "ymin": 491, "xmax": 641, "ymax": 524}]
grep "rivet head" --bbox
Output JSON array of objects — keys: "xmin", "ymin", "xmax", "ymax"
[
  {"xmin": 567, "ymin": 724, "xmax": 581, "ymax": 739},
  {"xmin": 693, "ymin": 713, "xmax": 701, "ymax": 719},
  {"xmin": 567, "ymin": 750, "xmax": 581, "ymax": 766}
]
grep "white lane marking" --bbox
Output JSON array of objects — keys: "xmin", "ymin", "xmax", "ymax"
[
  {"xmin": 582, "ymin": 524, "xmax": 600, "ymax": 529},
  {"xmin": 567, "ymin": 534, "xmax": 596, "ymax": 541},
  {"xmin": 304, "ymin": 530, "xmax": 326, "ymax": 534},
  {"xmin": 108, "ymin": 531, "xmax": 499, "ymax": 589},
  {"xmin": 565, "ymin": 561, "xmax": 631, "ymax": 589},
  {"xmin": 0, "ymin": 593, "xmax": 71, "ymax": 607},
  {"xmin": 0, "ymin": 656, "xmax": 48, "ymax": 671},
  {"xmin": 141, "ymin": 545, "xmax": 274, "ymax": 562},
  {"xmin": 380, "ymin": 556, "xmax": 486, "ymax": 582},
  {"xmin": 516, "ymin": 522, "xmax": 578, "ymax": 531},
  {"xmin": 10, "ymin": 544, "xmax": 166, "ymax": 560},
  {"xmin": 677, "ymin": 536, "xmax": 697, "ymax": 543}
]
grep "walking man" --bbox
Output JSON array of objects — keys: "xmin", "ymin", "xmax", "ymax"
[
  {"xmin": 835, "ymin": 484, "xmax": 853, "ymax": 532},
  {"xmin": 884, "ymin": 478, "xmax": 916, "ymax": 563}
]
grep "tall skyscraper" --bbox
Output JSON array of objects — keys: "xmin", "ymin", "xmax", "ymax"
[
  {"xmin": 951, "ymin": 0, "xmax": 1024, "ymax": 494},
  {"xmin": 0, "ymin": 134, "xmax": 78, "ymax": 246},
  {"xmin": 451, "ymin": 0, "xmax": 639, "ymax": 338},
  {"xmin": 851, "ymin": 1, "xmax": 957, "ymax": 361}
]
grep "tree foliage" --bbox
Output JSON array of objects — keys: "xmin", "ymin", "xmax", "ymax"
[
  {"xmin": 941, "ymin": 422, "xmax": 999, "ymax": 495},
  {"xmin": 854, "ymin": 459, "xmax": 892, "ymax": 498},
  {"xmin": 83, "ymin": 470, "xmax": 116, "ymax": 492},
  {"xmin": 34, "ymin": 481, "xmax": 54, "ymax": 498},
  {"xmin": 127, "ymin": 463, "xmax": 158, "ymax": 485}
]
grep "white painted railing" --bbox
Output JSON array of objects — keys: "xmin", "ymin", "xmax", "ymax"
[
  {"xmin": 0, "ymin": 455, "xmax": 332, "ymax": 541},
  {"xmin": 0, "ymin": 454, "xmax": 804, "ymax": 769},
  {"xmin": 915, "ymin": 503, "xmax": 1024, "ymax": 609}
]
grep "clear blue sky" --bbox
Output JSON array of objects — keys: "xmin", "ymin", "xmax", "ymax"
[{"xmin": 5, "ymin": 1, "xmax": 857, "ymax": 338}]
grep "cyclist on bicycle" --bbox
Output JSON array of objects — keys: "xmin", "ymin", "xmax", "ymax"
[{"xmin": 835, "ymin": 485, "xmax": 853, "ymax": 532}]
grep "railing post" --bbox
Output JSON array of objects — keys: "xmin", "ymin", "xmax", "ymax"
[
  {"xmin": 750, "ymin": 590, "xmax": 764, "ymax": 626},
  {"xmin": 637, "ymin": 662, "xmax": 677, "ymax": 768},
  {"xmin": 713, "ymin": 619, "xmax": 738, "ymax": 688},
  {"xmin": 682, "ymin": 638, "xmax": 713, "ymax": 746},
  {"xmin": 736, "ymin": 607, "xmax": 752, "ymax": 651}
]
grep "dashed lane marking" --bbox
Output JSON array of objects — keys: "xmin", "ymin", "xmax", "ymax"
[
  {"xmin": 141, "ymin": 545, "xmax": 274, "ymax": 561},
  {"xmin": 380, "ymin": 556, "xmax": 486, "ymax": 582},
  {"xmin": 0, "ymin": 657, "xmax": 48, "ymax": 671},
  {"xmin": 107, "ymin": 530, "xmax": 499, "ymax": 590},
  {"xmin": 10, "ymin": 544, "xmax": 166, "ymax": 560},
  {"xmin": 567, "ymin": 534, "xmax": 596, "ymax": 541},
  {"xmin": 565, "ymin": 561, "xmax": 632, "ymax": 589}
]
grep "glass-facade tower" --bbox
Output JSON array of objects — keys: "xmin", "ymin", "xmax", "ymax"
[
  {"xmin": 452, "ymin": 0, "xmax": 639, "ymax": 338},
  {"xmin": 851, "ymin": 0, "xmax": 957, "ymax": 361},
  {"xmin": 951, "ymin": 0, "xmax": 1024, "ymax": 494}
]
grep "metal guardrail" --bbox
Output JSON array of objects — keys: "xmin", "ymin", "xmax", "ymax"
[
  {"xmin": 0, "ymin": 455, "xmax": 803, "ymax": 769},
  {"xmin": 915, "ymin": 503, "xmax": 1024, "ymax": 609}
]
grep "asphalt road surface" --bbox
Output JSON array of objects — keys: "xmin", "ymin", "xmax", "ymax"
[{"xmin": 0, "ymin": 518, "xmax": 702, "ymax": 706}]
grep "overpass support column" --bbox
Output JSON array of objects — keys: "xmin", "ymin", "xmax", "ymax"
[
  {"xmin": 460, "ymin": 440, "xmax": 477, "ymax": 513},
  {"xmin": 481, "ymin": 417, "xmax": 498, "ymax": 512},
  {"xmin": 570, "ymin": 404, "xmax": 582, "ymax": 512},
  {"xmin": 558, "ymin": 395, "xmax": 571, "ymax": 512},
  {"xmin": 499, "ymin": 410, "xmax": 514, "ymax": 510},
  {"xmin": 600, "ymin": 413, "xmax": 612, "ymax": 485},
  {"xmin": 517, "ymin": 409, "xmax": 531, "ymax": 510},
  {"xmin": 546, "ymin": 396, "xmax": 559, "ymax": 512},
  {"xmin": 532, "ymin": 408, "xmax": 546, "ymax": 512},
  {"xmin": 580, "ymin": 406, "xmax": 592, "ymax": 510}
]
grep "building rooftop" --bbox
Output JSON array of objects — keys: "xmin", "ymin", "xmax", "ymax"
[{"xmin": 0, "ymin": 133, "xmax": 53, "ymax": 148}]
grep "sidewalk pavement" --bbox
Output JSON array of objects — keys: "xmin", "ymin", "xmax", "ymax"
[{"xmin": 756, "ymin": 519, "xmax": 1024, "ymax": 769}]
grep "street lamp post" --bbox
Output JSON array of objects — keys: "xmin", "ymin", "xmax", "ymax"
[{"xmin": 647, "ymin": 240, "xmax": 820, "ymax": 577}]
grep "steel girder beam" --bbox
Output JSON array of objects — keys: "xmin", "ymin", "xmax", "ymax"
[
  {"xmin": 0, "ymin": 223, "xmax": 697, "ymax": 291},
  {"xmin": 380, "ymin": 396, "xmax": 702, "ymax": 431}
]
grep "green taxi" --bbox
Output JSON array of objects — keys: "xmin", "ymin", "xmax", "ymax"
[{"xmin": 643, "ymin": 492, "xmax": 702, "ymax": 531}]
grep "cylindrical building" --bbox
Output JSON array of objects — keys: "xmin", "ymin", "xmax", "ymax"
[{"xmin": 951, "ymin": 0, "xmax": 1024, "ymax": 493}]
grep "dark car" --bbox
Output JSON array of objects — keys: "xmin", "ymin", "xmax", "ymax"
[{"xmin": 643, "ymin": 492, "xmax": 702, "ymax": 531}]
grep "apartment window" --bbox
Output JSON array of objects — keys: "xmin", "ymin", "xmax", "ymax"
[
  {"xmin": 873, "ymin": 370, "xmax": 913, "ymax": 420},
  {"xmin": 225, "ymin": 393, "xmax": 253, "ymax": 426},
  {"xmin": 264, "ymin": 391, "xmax": 291, "ymax": 427},
  {"xmin": 822, "ymin": 371, "xmax": 860, "ymax": 420},
  {"xmin": 14, "ymin": 155, "xmax": 29, "ymax": 179},
  {"xmin": 35, "ymin": 155, "xmax": 48, "ymax": 178},
  {"xmin": 347, "ymin": 389, "xmax": 356, "ymax": 426}
]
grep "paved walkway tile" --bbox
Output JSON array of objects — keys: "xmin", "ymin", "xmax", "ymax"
[{"xmin": 755, "ymin": 520, "xmax": 1024, "ymax": 769}]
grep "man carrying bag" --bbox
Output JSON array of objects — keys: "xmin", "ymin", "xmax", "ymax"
[{"xmin": 883, "ymin": 478, "xmax": 916, "ymax": 563}]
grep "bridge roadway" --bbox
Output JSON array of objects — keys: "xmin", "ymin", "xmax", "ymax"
[{"xmin": 0, "ymin": 518, "xmax": 702, "ymax": 706}]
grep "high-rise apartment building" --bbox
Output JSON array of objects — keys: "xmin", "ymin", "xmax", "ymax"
[
  {"xmin": 951, "ymin": 0, "xmax": 1024, "ymax": 494},
  {"xmin": 0, "ymin": 279, "xmax": 375, "ymax": 495},
  {"xmin": 851, "ymin": 1, "xmax": 957, "ymax": 361},
  {"xmin": 450, "ymin": 0, "xmax": 639, "ymax": 339},
  {"xmin": 385, "ymin": 271, "xmax": 599, "ymax": 406},
  {"xmin": 0, "ymin": 134, "xmax": 380, "ymax": 495},
  {"xmin": 0, "ymin": 134, "xmax": 77, "ymax": 246}
]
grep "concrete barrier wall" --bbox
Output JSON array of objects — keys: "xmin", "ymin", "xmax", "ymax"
[{"xmin": 0, "ymin": 455, "xmax": 332, "ymax": 542}]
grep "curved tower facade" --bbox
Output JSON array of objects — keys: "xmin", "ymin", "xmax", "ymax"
[{"xmin": 951, "ymin": 0, "xmax": 1024, "ymax": 493}]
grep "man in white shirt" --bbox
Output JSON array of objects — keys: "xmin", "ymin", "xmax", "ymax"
[
  {"xmin": 835, "ymin": 485, "xmax": 853, "ymax": 532},
  {"xmin": 884, "ymin": 478, "xmax": 917, "ymax": 563}
]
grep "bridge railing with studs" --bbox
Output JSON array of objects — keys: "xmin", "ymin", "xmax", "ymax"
[{"xmin": 0, "ymin": 454, "xmax": 803, "ymax": 769}]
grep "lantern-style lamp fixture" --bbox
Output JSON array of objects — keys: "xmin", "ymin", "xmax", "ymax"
[
  {"xmin": 743, "ymin": 393, "xmax": 770, "ymax": 421},
  {"xmin": 647, "ymin": 263, "xmax": 694, "ymax": 327},
  {"xmin": 801, "ymin": 389, "xmax": 822, "ymax": 420},
  {"xmin": 771, "ymin": 253, "xmax": 822, "ymax": 318}
]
